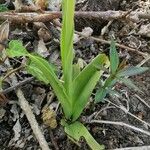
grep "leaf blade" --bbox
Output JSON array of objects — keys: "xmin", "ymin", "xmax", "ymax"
[
  {"xmin": 109, "ymin": 39, "xmax": 119, "ymax": 74},
  {"xmin": 65, "ymin": 121, "xmax": 104, "ymax": 150},
  {"xmin": 27, "ymin": 54, "xmax": 72, "ymax": 119},
  {"xmin": 117, "ymin": 66, "xmax": 149, "ymax": 77},
  {"xmin": 71, "ymin": 54, "xmax": 109, "ymax": 121},
  {"xmin": 121, "ymin": 78, "xmax": 142, "ymax": 92},
  {"xmin": 61, "ymin": 0, "xmax": 75, "ymax": 94},
  {"xmin": 6, "ymin": 40, "xmax": 28, "ymax": 57}
]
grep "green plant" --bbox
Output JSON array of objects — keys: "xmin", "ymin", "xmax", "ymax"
[
  {"xmin": 95, "ymin": 40, "xmax": 149, "ymax": 102},
  {"xmin": 6, "ymin": 0, "xmax": 149, "ymax": 149},
  {"xmin": 6, "ymin": 0, "xmax": 107, "ymax": 149},
  {"xmin": 0, "ymin": 4, "xmax": 8, "ymax": 12}
]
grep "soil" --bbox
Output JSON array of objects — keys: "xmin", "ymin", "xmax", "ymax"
[{"xmin": 0, "ymin": 0, "xmax": 150, "ymax": 150}]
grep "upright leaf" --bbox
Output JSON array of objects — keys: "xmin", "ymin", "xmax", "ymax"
[
  {"xmin": 61, "ymin": 0, "xmax": 75, "ymax": 95},
  {"xmin": 71, "ymin": 54, "xmax": 109, "ymax": 121},
  {"xmin": 110, "ymin": 39, "xmax": 119, "ymax": 74},
  {"xmin": 65, "ymin": 121, "xmax": 104, "ymax": 150}
]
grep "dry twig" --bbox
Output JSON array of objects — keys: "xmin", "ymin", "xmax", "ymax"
[
  {"xmin": 53, "ymin": 20, "xmax": 149, "ymax": 58},
  {"xmin": 4, "ymin": 58, "xmax": 50, "ymax": 150},
  {"xmin": 88, "ymin": 119, "xmax": 150, "ymax": 136},
  {"xmin": 1, "ymin": 77, "xmax": 34, "ymax": 94},
  {"xmin": 134, "ymin": 94, "xmax": 150, "ymax": 110},
  {"xmin": 0, "ymin": 11, "xmax": 150, "ymax": 23},
  {"xmin": 105, "ymin": 99, "xmax": 150, "ymax": 128},
  {"xmin": 114, "ymin": 145, "xmax": 150, "ymax": 150}
]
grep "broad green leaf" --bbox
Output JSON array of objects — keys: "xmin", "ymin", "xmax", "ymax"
[
  {"xmin": 71, "ymin": 54, "xmax": 109, "ymax": 121},
  {"xmin": 117, "ymin": 66, "xmax": 149, "ymax": 77},
  {"xmin": 6, "ymin": 40, "xmax": 28, "ymax": 57},
  {"xmin": 121, "ymin": 78, "xmax": 142, "ymax": 92},
  {"xmin": 65, "ymin": 121, "xmax": 104, "ymax": 150},
  {"xmin": 27, "ymin": 54, "xmax": 72, "ymax": 119},
  {"xmin": 27, "ymin": 60, "xmax": 49, "ymax": 84},
  {"xmin": 61, "ymin": 0, "xmax": 75, "ymax": 95},
  {"xmin": 110, "ymin": 39, "xmax": 119, "ymax": 74},
  {"xmin": 0, "ymin": 4, "xmax": 8, "ymax": 12}
]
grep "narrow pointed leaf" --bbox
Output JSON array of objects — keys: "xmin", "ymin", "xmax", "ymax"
[
  {"xmin": 61, "ymin": 0, "xmax": 75, "ymax": 94},
  {"xmin": 110, "ymin": 39, "xmax": 119, "ymax": 74},
  {"xmin": 72, "ymin": 54, "xmax": 109, "ymax": 121},
  {"xmin": 65, "ymin": 121, "xmax": 104, "ymax": 150},
  {"xmin": 121, "ymin": 78, "xmax": 142, "ymax": 92},
  {"xmin": 117, "ymin": 67, "xmax": 149, "ymax": 77}
]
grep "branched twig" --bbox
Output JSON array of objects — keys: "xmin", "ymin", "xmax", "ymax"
[{"xmin": 105, "ymin": 99, "xmax": 150, "ymax": 128}]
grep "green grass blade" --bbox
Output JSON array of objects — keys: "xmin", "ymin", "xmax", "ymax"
[
  {"xmin": 110, "ymin": 39, "xmax": 119, "ymax": 74},
  {"xmin": 117, "ymin": 66, "xmax": 149, "ymax": 77},
  {"xmin": 71, "ymin": 54, "xmax": 109, "ymax": 121},
  {"xmin": 61, "ymin": 0, "xmax": 75, "ymax": 95},
  {"xmin": 65, "ymin": 121, "xmax": 104, "ymax": 150}
]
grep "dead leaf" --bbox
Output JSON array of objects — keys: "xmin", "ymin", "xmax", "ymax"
[
  {"xmin": 0, "ymin": 20, "xmax": 9, "ymax": 51},
  {"xmin": 138, "ymin": 24, "xmax": 150, "ymax": 38},
  {"xmin": 35, "ymin": 0, "xmax": 48, "ymax": 10},
  {"xmin": 10, "ymin": 104, "xmax": 20, "ymax": 121},
  {"xmin": 13, "ymin": 0, "xmax": 23, "ymax": 11},
  {"xmin": 74, "ymin": 34, "xmax": 81, "ymax": 44},
  {"xmin": 81, "ymin": 27, "xmax": 93, "ymax": 37},
  {"xmin": 42, "ymin": 106, "xmax": 57, "ymax": 129},
  {"xmin": 0, "ymin": 93, "xmax": 8, "ymax": 106},
  {"xmin": 0, "ymin": 108, "xmax": 6, "ymax": 119},
  {"xmin": 38, "ymin": 28, "xmax": 51, "ymax": 42},
  {"xmin": 48, "ymin": 0, "xmax": 61, "ymax": 11},
  {"xmin": 37, "ymin": 39, "xmax": 49, "ymax": 57},
  {"xmin": 9, "ymin": 119, "xmax": 22, "ymax": 145}
]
